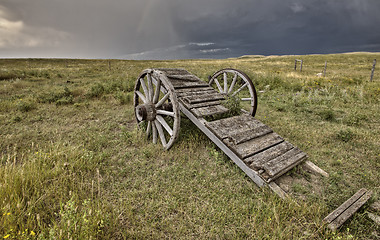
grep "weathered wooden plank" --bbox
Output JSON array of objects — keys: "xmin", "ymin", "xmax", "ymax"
[
  {"xmin": 245, "ymin": 141, "xmax": 294, "ymax": 167},
  {"xmin": 177, "ymin": 90, "xmax": 216, "ymax": 98},
  {"xmin": 326, "ymin": 189, "xmax": 372, "ymax": 231},
  {"xmin": 263, "ymin": 148, "xmax": 307, "ymax": 178},
  {"xmin": 268, "ymin": 182, "xmax": 288, "ymax": 199},
  {"xmin": 192, "ymin": 105, "xmax": 229, "ymax": 117},
  {"xmin": 224, "ymin": 132, "xmax": 284, "ymax": 159},
  {"xmin": 179, "ymin": 104, "xmax": 267, "ymax": 188},
  {"xmin": 170, "ymin": 79, "xmax": 209, "ymax": 89},
  {"xmin": 167, "ymin": 74, "xmax": 201, "ymax": 81},
  {"xmin": 179, "ymin": 99, "xmax": 221, "ymax": 109},
  {"xmin": 157, "ymin": 68, "xmax": 190, "ymax": 76},
  {"xmin": 324, "ymin": 188, "xmax": 367, "ymax": 224},
  {"xmin": 206, "ymin": 114, "xmax": 267, "ymax": 140},
  {"xmin": 302, "ymin": 160, "xmax": 329, "ymax": 177},
  {"xmin": 184, "ymin": 93, "xmax": 225, "ymax": 104},
  {"xmin": 228, "ymin": 125, "xmax": 273, "ymax": 145},
  {"xmin": 175, "ymin": 86, "xmax": 214, "ymax": 94}
]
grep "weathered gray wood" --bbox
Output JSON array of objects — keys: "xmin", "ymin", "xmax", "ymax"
[
  {"xmin": 245, "ymin": 141, "xmax": 294, "ymax": 167},
  {"xmin": 323, "ymin": 61, "xmax": 327, "ymax": 77},
  {"xmin": 269, "ymin": 182, "xmax": 288, "ymax": 199},
  {"xmin": 157, "ymin": 68, "xmax": 190, "ymax": 76},
  {"xmin": 150, "ymin": 70, "xmax": 181, "ymax": 150},
  {"xmin": 370, "ymin": 59, "xmax": 376, "ymax": 82},
  {"xmin": 228, "ymin": 125, "xmax": 273, "ymax": 145},
  {"xmin": 155, "ymin": 120, "xmax": 167, "ymax": 146},
  {"xmin": 170, "ymin": 79, "xmax": 209, "ymax": 89},
  {"xmin": 177, "ymin": 90, "xmax": 217, "ymax": 98},
  {"xmin": 324, "ymin": 188, "xmax": 367, "ymax": 224},
  {"xmin": 224, "ymin": 132, "xmax": 284, "ymax": 159},
  {"xmin": 179, "ymin": 104, "xmax": 267, "ymax": 188},
  {"xmin": 183, "ymin": 93, "xmax": 225, "ymax": 104},
  {"xmin": 175, "ymin": 86, "xmax": 214, "ymax": 94},
  {"xmin": 263, "ymin": 148, "xmax": 307, "ymax": 178},
  {"xmin": 206, "ymin": 114, "xmax": 265, "ymax": 140},
  {"xmin": 167, "ymin": 74, "xmax": 201, "ymax": 82},
  {"xmin": 192, "ymin": 105, "xmax": 229, "ymax": 117},
  {"xmin": 302, "ymin": 160, "xmax": 329, "ymax": 177},
  {"xmin": 324, "ymin": 189, "xmax": 372, "ymax": 231},
  {"xmin": 179, "ymin": 99, "xmax": 221, "ymax": 109}
]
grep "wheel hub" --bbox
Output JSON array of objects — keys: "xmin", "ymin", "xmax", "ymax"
[{"xmin": 135, "ymin": 103, "xmax": 156, "ymax": 121}]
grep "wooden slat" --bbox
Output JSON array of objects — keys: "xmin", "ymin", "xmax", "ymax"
[
  {"xmin": 179, "ymin": 99, "xmax": 221, "ymax": 109},
  {"xmin": 167, "ymin": 74, "xmax": 201, "ymax": 81},
  {"xmin": 228, "ymin": 125, "xmax": 273, "ymax": 145},
  {"xmin": 206, "ymin": 114, "xmax": 267, "ymax": 140},
  {"xmin": 224, "ymin": 132, "xmax": 284, "ymax": 159},
  {"xmin": 157, "ymin": 68, "xmax": 190, "ymax": 76},
  {"xmin": 192, "ymin": 105, "xmax": 229, "ymax": 117},
  {"xmin": 324, "ymin": 188, "xmax": 367, "ymax": 224},
  {"xmin": 170, "ymin": 79, "xmax": 209, "ymax": 89},
  {"xmin": 325, "ymin": 189, "xmax": 372, "ymax": 231},
  {"xmin": 263, "ymin": 148, "xmax": 307, "ymax": 178},
  {"xmin": 177, "ymin": 90, "xmax": 216, "ymax": 98},
  {"xmin": 175, "ymin": 86, "xmax": 214, "ymax": 94},
  {"xmin": 245, "ymin": 141, "xmax": 294, "ymax": 167},
  {"xmin": 303, "ymin": 160, "xmax": 329, "ymax": 177},
  {"xmin": 184, "ymin": 93, "xmax": 225, "ymax": 104}
]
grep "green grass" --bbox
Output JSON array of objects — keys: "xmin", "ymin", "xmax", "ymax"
[{"xmin": 0, "ymin": 54, "xmax": 379, "ymax": 239}]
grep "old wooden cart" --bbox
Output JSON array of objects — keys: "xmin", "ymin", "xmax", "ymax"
[{"xmin": 133, "ymin": 68, "xmax": 327, "ymax": 198}]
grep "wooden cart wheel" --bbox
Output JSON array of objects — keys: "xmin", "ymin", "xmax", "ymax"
[
  {"xmin": 209, "ymin": 68, "xmax": 258, "ymax": 117},
  {"xmin": 134, "ymin": 69, "xmax": 180, "ymax": 150}
]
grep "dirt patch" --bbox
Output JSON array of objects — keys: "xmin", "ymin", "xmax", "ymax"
[{"xmin": 275, "ymin": 162, "xmax": 325, "ymax": 200}]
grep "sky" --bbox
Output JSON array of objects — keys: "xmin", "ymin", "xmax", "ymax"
[{"xmin": 1, "ymin": 0, "xmax": 380, "ymax": 59}]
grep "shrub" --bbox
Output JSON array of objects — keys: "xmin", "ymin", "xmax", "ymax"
[
  {"xmin": 336, "ymin": 129, "xmax": 355, "ymax": 142},
  {"xmin": 37, "ymin": 87, "xmax": 74, "ymax": 105},
  {"xmin": 87, "ymin": 83, "xmax": 105, "ymax": 98},
  {"xmin": 222, "ymin": 95, "xmax": 241, "ymax": 116},
  {"xmin": 318, "ymin": 108, "xmax": 335, "ymax": 121},
  {"xmin": 114, "ymin": 92, "xmax": 133, "ymax": 105},
  {"xmin": 16, "ymin": 99, "xmax": 35, "ymax": 112}
]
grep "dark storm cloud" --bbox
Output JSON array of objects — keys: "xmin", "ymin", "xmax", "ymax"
[{"xmin": 0, "ymin": 0, "xmax": 379, "ymax": 59}]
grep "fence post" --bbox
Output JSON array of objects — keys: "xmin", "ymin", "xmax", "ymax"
[
  {"xmin": 323, "ymin": 61, "xmax": 327, "ymax": 77},
  {"xmin": 300, "ymin": 60, "xmax": 303, "ymax": 72},
  {"xmin": 370, "ymin": 59, "xmax": 376, "ymax": 82}
]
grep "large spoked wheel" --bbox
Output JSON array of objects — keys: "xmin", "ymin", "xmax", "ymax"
[
  {"xmin": 134, "ymin": 69, "xmax": 180, "ymax": 150},
  {"xmin": 209, "ymin": 68, "xmax": 257, "ymax": 117}
]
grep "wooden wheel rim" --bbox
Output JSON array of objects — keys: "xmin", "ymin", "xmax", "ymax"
[
  {"xmin": 209, "ymin": 68, "xmax": 258, "ymax": 117},
  {"xmin": 134, "ymin": 69, "xmax": 180, "ymax": 150}
]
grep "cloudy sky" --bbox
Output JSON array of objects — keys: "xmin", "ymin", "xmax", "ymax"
[{"xmin": 1, "ymin": 0, "xmax": 379, "ymax": 59}]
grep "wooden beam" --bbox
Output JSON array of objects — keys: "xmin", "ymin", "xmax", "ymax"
[{"xmin": 324, "ymin": 189, "xmax": 372, "ymax": 231}]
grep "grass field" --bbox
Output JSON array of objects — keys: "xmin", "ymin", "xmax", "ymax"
[{"xmin": 1, "ymin": 53, "xmax": 379, "ymax": 239}]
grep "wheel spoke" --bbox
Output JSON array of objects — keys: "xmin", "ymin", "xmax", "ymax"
[
  {"xmin": 152, "ymin": 121, "xmax": 157, "ymax": 144},
  {"xmin": 146, "ymin": 121, "xmax": 152, "ymax": 136},
  {"xmin": 241, "ymin": 97, "xmax": 252, "ymax": 101},
  {"xmin": 140, "ymin": 78, "xmax": 149, "ymax": 100},
  {"xmin": 153, "ymin": 77, "xmax": 162, "ymax": 104},
  {"xmin": 156, "ymin": 115, "xmax": 173, "ymax": 136},
  {"xmin": 223, "ymin": 72, "xmax": 228, "ymax": 94},
  {"xmin": 135, "ymin": 90, "xmax": 147, "ymax": 103},
  {"xmin": 231, "ymin": 82, "xmax": 248, "ymax": 97},
  {"xmin": 156, "ymin": 109, "xmax": 175, "ymax": 117},
  {"xmin": 155, "ymin": 120, "xmax": 167, "ymax": 146},
  {"xmin": 155, "ymin": 92, "xmax": 170, "ymax": 108},
  {"xmin": 228, "ymin": 73, "xmax": 238, "ymax": 94},
  {"xmin": 147, "ymin": 73, "xmax": 154, "ymax": 102},
  {"xmin": 213, "ymin": 78, "xmax": 223, "ymax": 93}
]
